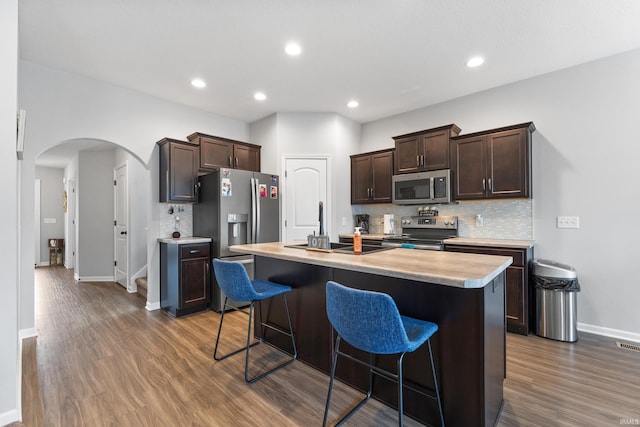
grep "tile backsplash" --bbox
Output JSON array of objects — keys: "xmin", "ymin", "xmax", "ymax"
[
  {"xmin": 352, "ymin": 199, "xmax": 533, "ymax": 240},
  {"xmin": 159, "ymin": 204, "xmax": 193, "ymax": 238}
]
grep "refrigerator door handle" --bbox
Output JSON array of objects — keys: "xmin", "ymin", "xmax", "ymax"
[
  {"xmin": 253, "ymin": 178, "xmax": 260, "ymax": 243},
  {"xmin": 250, "ymin": 178, "xmax": 257, "ymax": 243}
]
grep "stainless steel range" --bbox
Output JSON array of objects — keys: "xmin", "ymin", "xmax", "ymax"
[{"xmin": 381, "ymin": 215, "xmax": 458, "ymax": 250}]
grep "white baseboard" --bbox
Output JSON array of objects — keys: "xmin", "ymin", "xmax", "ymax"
[
  {"xmin": 0, "ymin": 408, "xmax": 20, "ymax": 425},
  {"xmin": 145, "ymin": 301, "xmax": 161, "ymax": 311},
  {"xmin": 577, "ymin": 322, "xmax": 640, "ymax": 343},
  {"xmin": 19, "ymin": 328, "xmax": 37, "ymax": 340},
  {"xmin": 77, "ymin": 276, "xmax": 115, "ymax": 282},
  {"xmin": 36, "ymin": 261, "xmax": 49, "ymax": 267}
]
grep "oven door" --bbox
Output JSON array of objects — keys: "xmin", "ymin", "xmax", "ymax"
[{"xmin": 381, "ymin": 240, "xmax": 443, "ymax": 251}]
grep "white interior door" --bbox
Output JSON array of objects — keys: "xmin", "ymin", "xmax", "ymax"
[
  {"xmin": 283, "ymin": 157, "xmax": 329, "ymax": 242},
  {"xmin": 114, "ymin": 164, "xmax": 128, "ymax": 288},
  {"xmin": 35, "ymin": 179, "xmax": 40, "ymax": 266},
  {"xmin": 67, "ymin": 178, "xmax": 76, "ymax": 268}
]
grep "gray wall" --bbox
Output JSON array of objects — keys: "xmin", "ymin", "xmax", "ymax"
[
  {"xmin": 35, "ymin": 167, "xmax": 65, "ymax": 264},
  {"xmin": 77, "ymin": 150, "xmax": 116, "ymax": 279},
  {"xmin": 18, "ymin": 59, "xmax": 250, "ymax": 335},
  {"xmin": 0, "ymin": 0, "xmax": 18, "ymax": 422},
  {"xmin": 360, "ymin": 49, "xmax": 640, "ymax": 339},
  {"xmin": 250, "ymin": 112, "xmax": 361, "ymax": 238}
]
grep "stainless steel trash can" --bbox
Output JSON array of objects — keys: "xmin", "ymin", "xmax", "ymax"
[{"xmin": 532, "ymin": 259, "xmax": 580, "ymax": 342}]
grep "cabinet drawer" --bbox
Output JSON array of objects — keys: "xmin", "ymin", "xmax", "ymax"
[
  {"xmin": 446, "ymin": 245, "xmax": 524, "ymax": 266},
  {"xmin": 180, "ymin": 244, "xmax": 210, "ymax": 260}
]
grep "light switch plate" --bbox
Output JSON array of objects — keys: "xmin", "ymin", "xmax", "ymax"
[
  {"xmin": 43, "ymin": 218, "xmax": 57, "ymax": 224},
  {"xmin": 557, "ymin": 216, "xmax": 579, "ymax": 229}
]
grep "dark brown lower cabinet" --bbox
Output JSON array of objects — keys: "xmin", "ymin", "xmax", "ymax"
[
  {"xmin": 445, "ymin": 244, "xmax": 534, "ymax": 335},
  {"xmin": 160, "ymin": 242, "xmax": 210, "ymax": 317},
  {"xmin": 254, "ymin": 255, "xmax": 505, "ymax": 427}
]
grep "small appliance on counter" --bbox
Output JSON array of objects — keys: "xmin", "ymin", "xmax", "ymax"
[
  {"xmin": 355, "ymin": 214, "xmax": 370, "ymax": 234},
  {"xmin": 383, "ymin": 214, "xmax": 395, "ymax": 234}
]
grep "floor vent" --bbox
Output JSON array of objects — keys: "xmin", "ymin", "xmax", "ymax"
[{"xmin": 616, "ymin": 341, "xmax": 640, "ymax": 352}]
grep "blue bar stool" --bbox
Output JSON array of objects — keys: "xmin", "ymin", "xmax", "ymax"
[
  {"xmin": 323, "ymin": 281, "xmax": 444, "ymax": 426},
  {"xmin": 212, "ymin": 258, "xmax": 297, "ymax": 383}
]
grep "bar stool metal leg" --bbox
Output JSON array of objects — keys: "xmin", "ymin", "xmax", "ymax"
[{"xmin": 214, "ymin": 294, "xmax": 297, "ymax": 384}]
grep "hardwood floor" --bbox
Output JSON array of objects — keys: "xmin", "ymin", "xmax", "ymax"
[{"xmin": 13, "ymin": 266, "xmax": 640, "ymax": 426}]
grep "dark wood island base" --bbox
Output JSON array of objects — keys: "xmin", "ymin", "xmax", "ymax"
[{"xmin": 252, "ymin": 255, "xmax": 506, "ymax": 427}]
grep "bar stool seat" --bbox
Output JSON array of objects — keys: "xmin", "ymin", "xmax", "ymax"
[
  {"xmin": 212, "ymin": 258, "xmax": 297, "ymax": 383},
  {"xmin": 323, "ymin": 280, "xmax": 444, "ymax": 426}
]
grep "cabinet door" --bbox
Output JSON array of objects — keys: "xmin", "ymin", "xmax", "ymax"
[
  {"xmin": 200, "ymin": 138, "xmax": 233, "ymax": 170},
  {"xmin": 169, "ymin": 143, "xmax": 198, "ymax": 202},
  {"xmin": 452, "ymin": 135, "xmax": 486, "ymax": 200},
  {"xmin": 180, "ymin": 256, "xmax": 209, "ymax": 309},
  {"xmin": 445, "ymin": 244, "xmax": 530, "ymax": 335},
  {"xmin": 486, "ymin": 128, "xmax": 530, "ymax": 198},
  {"xmin": 234, "ymin": 144, "xmax": 261, "ymax": 172},
  {"xmin": 370, "ymin": 150, "xmax": 393, "ymax": 203},
  {"xmin": 505, "ymin": 266, "xmax": 527, "ymax": 334},
  {"xmin": 394, "ymin": 135, "xmax": 421, "ymax": 174},
  {"xmin": 351, "ymin": 155, "xmax": 373, "ymax": 204},
  {"xmin": 422, "ymin": 130, "xmax": 450, "ymax": 171}
]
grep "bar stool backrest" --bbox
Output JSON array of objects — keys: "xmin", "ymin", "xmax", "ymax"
[
  {"xmin": 213, "ymin": 258, "xmax": 259, "ymax": 302},
  {"xmin": 326, "ymin": 281, "xmax": 410, "ymax": 355}
]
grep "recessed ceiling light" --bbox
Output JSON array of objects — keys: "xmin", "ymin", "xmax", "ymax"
[
  {"xmin": 466, "ymin": 56, "xmax": 484, "ymax": 68},
  {"xmin": 347, "ymin": 100, "xmax": 359, "ymax": 108},
  {"xmin": 285, "ymin": 43, "xmax": 302, "ymax": 56},
  {"xmin": 254, "ymin": 92, "xmax": 267, "ymax": 101},
  {"xmin": 191, "ymin": 78, "xmax": 206, "ymax": 88}
]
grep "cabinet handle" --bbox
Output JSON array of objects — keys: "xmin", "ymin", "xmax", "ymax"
[
  {"xmin": 235, "ymin": 157, "xmax": 239, "ymax": 167},
  {"xmin": 370, "ymin": 188, "xmax": 374, "ymax": 199},
  {"xmin": 189, "ymin": 250, "xmax": 200, "ymax": 254},
  {"xmin": 228, "ymin": 156, "xmax": 232, "ymax": 166},
  {"xmin": 482, "ymin": 178, "xmax": 486, "ymax": 191},
  {"xmin": 416, "ymin": 155, "xmax": 420, "ymax": 167},
  {"xmin": 488, "ymin": 178, "xmax": 492, "ymax": 191},
  {"xmin": 421, "ymin": 154, "xmax": 425, "ymax": 166}
]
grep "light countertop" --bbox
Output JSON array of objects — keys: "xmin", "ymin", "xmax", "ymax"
[
  {"xmin": 230, "ymin": 242, "xmax": 512, "ymax": 289},
  {"xmin": 158, "ymin": 236, "xmax": 212, "ymax": 244},
  {"xmin": 444, "ymin": 237, "xmax": 534, "ymax": 249}
]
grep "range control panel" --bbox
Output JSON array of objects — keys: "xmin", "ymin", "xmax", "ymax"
[{"xmin": 401, "ymin": 216, "xmax": 458, "ymax": 229}]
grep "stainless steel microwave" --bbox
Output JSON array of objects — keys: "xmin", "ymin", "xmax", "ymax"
[{"xmin": 392, "ymin": 169, "xmax": 452, "ymax": 205}]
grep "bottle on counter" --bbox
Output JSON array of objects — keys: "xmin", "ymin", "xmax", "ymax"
[{"xmin": 353, "ymin": 227, "xmax": 362, "ymax": 255}]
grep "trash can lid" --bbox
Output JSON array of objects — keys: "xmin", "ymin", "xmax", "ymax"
[{"xmin": 531, "ymin": 259, "xmax": 577, "ymax": 279}]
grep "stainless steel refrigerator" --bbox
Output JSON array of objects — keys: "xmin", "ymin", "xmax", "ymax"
[{"xmin": 193, "ymin": 168, "xmax": 280, "ymax": 311}]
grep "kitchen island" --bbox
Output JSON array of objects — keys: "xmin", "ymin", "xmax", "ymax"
[{"xmin": 230, "ymin": 242, "xmax": 512, "ymax": 426}]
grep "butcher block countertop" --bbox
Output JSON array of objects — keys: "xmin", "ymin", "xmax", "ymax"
[
  {"xmin": 230, "ymin": 242, "xmax": 512, "ymax": 289},
  {"xmin": 444, "ymin": 237, "xmax": 534, "ymax": 249}
]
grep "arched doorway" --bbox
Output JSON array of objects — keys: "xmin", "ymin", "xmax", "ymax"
[{"xmin": 35, "ymin": 138, "xmax": 149, "ymax": 294}]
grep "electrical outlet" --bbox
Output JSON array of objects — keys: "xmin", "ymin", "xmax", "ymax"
[{"xmin": 557, "ymin": 216, "xmax": 579, "ymax": 229}]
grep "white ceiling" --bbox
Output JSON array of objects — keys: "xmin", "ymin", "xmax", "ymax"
[{"xmin": 21, "ymin": 1, "xmax": 640, "ymax": 166}]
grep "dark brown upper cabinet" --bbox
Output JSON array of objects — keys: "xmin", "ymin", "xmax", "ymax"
[
  {"xmin": 351, "ymin": 149, "xmax": 394, "ymax": 204},
  {"xmin": 393, "ymin": 124, "xmax": 461, "ymax": 174},
  {"xmin": 187, "ymin": 132, "xmax": 260, "ymax": 172},
  {"xmin": 451, "ymin": 122, "xmax": 535, "ymax": 200},
  {"xmin": 157, "ymin": 138, "xmax": 199, "ymax": 203}
]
